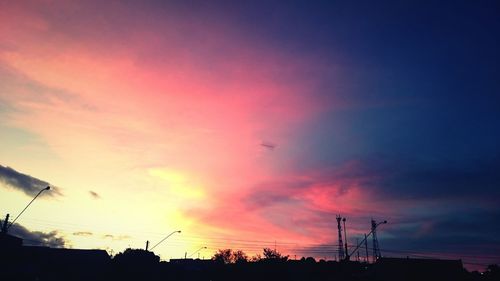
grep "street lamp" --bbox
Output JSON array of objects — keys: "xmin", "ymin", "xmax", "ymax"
[
  {"xmin": 6, "ymin": 186, "xmax": 50, "ymax": 232},
  {"xmin": 149, "ymin": 230, "xmax": 181, "ymax": 251},
  {"xmin": 376, "ymin": 220, "xmax": 388, "ymax": 228},
  {"xmin": 347, "ymin": 220, "xmax": 387, "ymax": 259},
  {"xmin": 188, "ymin": 246, "xmax": 207, "ymax": 258}
]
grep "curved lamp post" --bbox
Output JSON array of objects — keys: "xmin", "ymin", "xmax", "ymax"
[
  {"xmin": 7, "ymin": 186, "xmax": 50, "ymax": 231},
  {"xmin": 347, "ymin": 220, "xmax": 387, "ymax": 260},
  {"xmin": 188, "ymin": 246, "xmax": 207, "ymax": 258},
  {"xmin": 150, "ymin": 230, "xmax": 181, "ymax": 251}
]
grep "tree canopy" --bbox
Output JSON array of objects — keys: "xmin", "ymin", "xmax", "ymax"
[
  {"xmin": 212, "ymin": 249, "xmax": 249, "ymax": 264},
  {"xmin": 262, "ymin": 248, "xmax": 289, "ymax": 261}
]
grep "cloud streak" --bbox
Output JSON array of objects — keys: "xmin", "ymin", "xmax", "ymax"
[
  {"xmin": 89, "ymin": 191, "xmax": 100, "ymax": 199},
  {"xmin": 73, "ymin": 231, "xmax": 93, "ymax": 236},
  {"xmin": 0, "ymin": 164, "xmax": 62, "ymax": 197},
  {"xmin": 102, "ymin": 234, "xmax": 131, "ymax": 241}
]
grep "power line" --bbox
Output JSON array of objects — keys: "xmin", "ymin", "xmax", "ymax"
[{"xmin": 4, "ymin": 214, "xmax": 500, "ymax": 264}]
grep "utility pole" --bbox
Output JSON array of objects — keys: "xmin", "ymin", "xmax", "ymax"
[
  {"xmin": 343, "ymin": 218, "xmax": 349, "ymax": 260},
  {"xmin": 145, "ymin": 240, "xmax": 149, "ymax": 251},
  {"xmin": 372, "ymin": 219, "xmax": 380, "ymax": 261},
  {"xmin": 1, "ymin": 214, "xmax": 9, "ymax": 233},
  {"xmin": 336, "ymin": 215, "xmax": 344, "ymax": 260}
]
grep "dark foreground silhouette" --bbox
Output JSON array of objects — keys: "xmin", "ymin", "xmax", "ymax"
[{"xmin": 2, "ymin": 235, "xmax": 499, "ymax": 281}]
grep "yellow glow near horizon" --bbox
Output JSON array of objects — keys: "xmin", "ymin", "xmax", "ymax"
[{"xmin": 148, "ymin": 168, "xmax": 206, "ymax": 200}]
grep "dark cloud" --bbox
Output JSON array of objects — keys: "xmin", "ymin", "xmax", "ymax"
[
  {"xmin": 282, "ymin": 155, "xmax": 500, "ymax": 203},
  {"xmin": 7, "ymin": 223, "xmax": 66, "ymax": 248},
  {"xmin": 382, "ymin": 208, "xmax": 500, "ymax": 253},
  {"xmin": 0, "ymin": 164, "xmax": 62, "ymax": 197},
  {"xmin": 89, "ymin": 190, "xmax": 100, "ymax": 199},
  {"xmin": 347, "ymin": 156, "xmax": 500, "ymax": 202},
  {"xmin": 72, "ymin": 231, "xmax": 93, "ymax": 236}
]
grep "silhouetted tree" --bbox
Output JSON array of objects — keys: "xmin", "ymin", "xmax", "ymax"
[
  {"xmin": 485, "ymin": 264, "xmax": 500, "ymax": 280},
  {"xmin": 212, "ymin": 249, "xmax": 249, "ymax": 264},
  {"xmin": 212, "ymin": 249, "xmax": 233, "ymax": 264},
  {"xmin": 113, "ymin": 248, "xmax": 160, "ymax": 266},
  {"xmin": 233, "ymin": 249, "xmax": 248, "ymax": 263},
  {"xmin": 305, "ymin": 256, "xmax": 316, "ymax": 263},
  {"xmin": 262, "ymin": 248, "xmax": 288, "ymax": 261},
  {"xmin": 250, "ymin": 253, "xmax": 262, "ymax": 262}
]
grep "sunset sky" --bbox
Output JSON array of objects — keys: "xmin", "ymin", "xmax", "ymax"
[{"xmin": 1, "ymin": 0, "xmax": 499, "ymax": 270}]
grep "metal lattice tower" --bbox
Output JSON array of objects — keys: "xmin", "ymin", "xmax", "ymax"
[
  {"xmin": 364, "ymin": 233, "xmax": 369, "ymax": 262},
  {"xmin": 371, "ymin": 219, "xmax": 381, "ymax": 261},
  {"xmin": 336, "ymin": 215, "xmax": 344, "ymax": 260}
]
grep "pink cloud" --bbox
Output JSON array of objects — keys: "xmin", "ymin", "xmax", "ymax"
[{"xmin": 183, "ymin": 161, "xmax": 393, "ymax": 249}]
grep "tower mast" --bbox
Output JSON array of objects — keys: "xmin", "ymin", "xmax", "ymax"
[{"xmin": 336, "ymin": 215, "xmax": 344, "ymax": 260}]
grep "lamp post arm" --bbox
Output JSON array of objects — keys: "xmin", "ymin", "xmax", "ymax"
[
  {"xmin": 188, "ymin": 246, "xmax": 207, "ymax": 258},
  {"xmin": 7, "ymin": 186, "xmax": 50, "ymax": 231},
  {"xmin": 348, "ymin": 221, "xmax": 386, "ymax": 257},
  {"xmin": 150, "ymin": 230, "xmax": 181, "ymax": 251}
]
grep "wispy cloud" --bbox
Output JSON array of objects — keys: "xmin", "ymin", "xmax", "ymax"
[
  {"xmin": 0, "ymin": 164, "xmax": 62, "ymax": 197},
  {"xmin": 73, "ymin": 231, "xmax": 93, "ymax": 236},
  {"xmin": 89, "ymin": 190, "xmax": 100, "ymax": 199},
  {"xmin": 103, "ymin": 234, "xmax": 131, "ymax": 241}
]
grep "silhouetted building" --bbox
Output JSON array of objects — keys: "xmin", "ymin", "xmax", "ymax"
[
  {"xmin": 373, "ymin": 257, "xmax": 465, "ymax": 281},
  {"xmin": 169, "ymin": 258, "xmax": 215, "ymax": 271},
  {"xmin": 0, "ymin": 233, "xmax": 23, "ymax": 249},
  {"xmin": 2, "ymin": 240, "xmax": 110, "ymax": 281},
  {"xmin": 22, "ymin": 246, "xmax": 110, "ymax": 265}
]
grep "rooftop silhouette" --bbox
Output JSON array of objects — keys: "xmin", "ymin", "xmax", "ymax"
[{"xmin": 2, "ymin": 233, "xmax": 498, "ymax": 281}]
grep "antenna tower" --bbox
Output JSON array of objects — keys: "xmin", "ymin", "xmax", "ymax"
[
  {"xmin": 371, "ymin": 219, "xmax": 381, "ymax": 261},
  {"xmin": 336, "ymin": 215, "xmax": 344, "ymax": 260}
]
